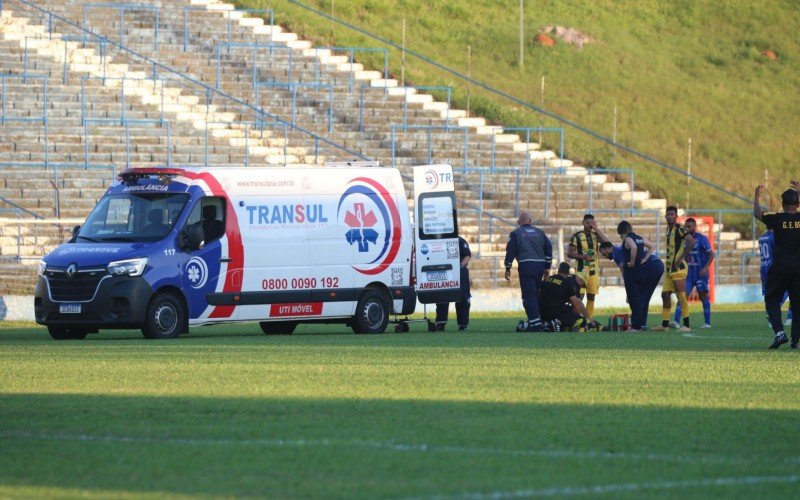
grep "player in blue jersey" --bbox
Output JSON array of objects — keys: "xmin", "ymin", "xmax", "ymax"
[
  {"xmin": 759, "ymin": 228, "xmax": 792, "ymax": 325},
  {"xmin": 674, "ymin": 218, "xmax": 714, "ymax": 328}
]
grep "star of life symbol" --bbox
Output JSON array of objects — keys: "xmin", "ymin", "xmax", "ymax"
[
  {"xmin": 186, "ymin": 257, "xmax": 208, "ymax": 289},
  {"xmin": 424, "ymin": 170, "xmax": 438, "ymax": 188},
  {"xmin": 344, "ymin": 202, "xmax": 379, "ymax": 252}
]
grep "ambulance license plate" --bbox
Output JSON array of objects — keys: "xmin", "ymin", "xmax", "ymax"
[
  {"xmin": 426, "ymin": 271, "xmax": 448, "ymax": 281},
  {"xmin": 59, "ymin": 304, "xmax": 81, "ymax": 314}
]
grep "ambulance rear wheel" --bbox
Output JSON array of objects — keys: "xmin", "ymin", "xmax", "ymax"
[
  {"xmin": 259, "ymin": 321, "xmax": 297, "ymax": 335},
  {"xmin": 48, "ymin": 326, "xmax": 88, "ymax": 340},
  {"xmin": 352, "ymin": 290, "xmax": 389, "ymax": 334},
  {"xmin": 142, "ymin": 292, "xmax": 185, "ymax": 339}
]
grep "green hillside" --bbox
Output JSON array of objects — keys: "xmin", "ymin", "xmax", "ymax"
[{"xmin": 242, "ymin": 0, "xmax": 799, "ymax": 219}]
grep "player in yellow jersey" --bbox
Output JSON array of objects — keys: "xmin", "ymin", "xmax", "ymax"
[
  {"xmin": 566, "ymin": 214, "xmax": 611, "ymax": 318},
  {"xmin": 651, "ymin": 206, "xmax": 695, "ymax": 332}
]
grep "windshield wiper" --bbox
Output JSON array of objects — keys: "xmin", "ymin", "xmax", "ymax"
[
  {"xmin": 77, "ymin": 235, "xmax": 99, "ymax": 242},
  {"xmin": 100, "ymin": 236, "xmax": 137, "ymax": 242}
]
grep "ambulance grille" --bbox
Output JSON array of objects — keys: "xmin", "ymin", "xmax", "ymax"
[{"xmin": 46, "ymin": 269, "xmax": 106, "ymax": 302}]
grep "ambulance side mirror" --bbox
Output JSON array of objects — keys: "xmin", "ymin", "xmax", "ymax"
[
  {"xmin": 69, "ymin": 225, "xmax": 81, "ymax": 243},
  {"xmin": 180, "ymin": 225, "xmax": 204, "ymax": 251}
]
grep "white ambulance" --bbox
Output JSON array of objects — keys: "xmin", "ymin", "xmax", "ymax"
[{"xmin": 34, "ymin": 164, "xmax": 462, "ymax": 339}]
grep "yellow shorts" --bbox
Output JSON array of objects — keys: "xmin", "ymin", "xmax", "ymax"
[
  {"xmin": 576, "ymin": 271, "xmax": 600, "ymax": 295},
  {"xmin": 662, "ymin": 267, "xmax": 688, "ymax": 293}
]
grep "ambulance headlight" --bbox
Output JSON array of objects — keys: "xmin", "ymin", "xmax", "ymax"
[
  {"xmin": 107, "ymin": 258, "xmax": 148, "ymax": 277},
  {"xmin": 37, "ymin": 260, "xmax": 47, "ymax": 277}
]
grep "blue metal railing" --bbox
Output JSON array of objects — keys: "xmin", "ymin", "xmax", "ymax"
[
  {"xmin": 215, "ymin": 42, "xmax": 295, "ymax": 91},
  {"xmin": 284, "ymin": 0, "xmax": 750, "ymax": 206},
  {"xmin": 500, "ymin": 127, "xmax": 564, "ymax": 174},
  {"xmin": 183, "ymin": 7, "xmax": 274, "ymax": 52},
  {"xmin": 0, "ymin": 196, "xmax": 44, "ymax": 219},
  {"xmin": 544, "ymin": 168, "xmax": 636, "ymax": 218},
  {"xmin": 82, "ymin": 118, "xmax": 171, "ymax": 169},
  {"xmin": 313, "ymin": 46, "xmax": 388, "ymax": 92},
  {"xmin": 390, "ymin": 124, "xmax": 471, "ymax": 170},
  {"xmin": 80, "ymin": 75, "xmax": 168, "ymax": 126},
  {"xmin": 455, "ymin": 168, "xmax": 522, "ymax": 221},
  {"xmin": 0, "ymin": 73, "xmax": 49, "ymax": 166},
  {"xmin": 681, "ymin": 208, "xmax": 758, "ymax": 252},
  {"xmin": 83, "ymin": 3, "xmax": 159, "ymax": 52},
  {"xmin": 255, "ymin": 82, "xmax": 334, "ymax": 133},
  {"xmin": 8, "ymin": 0, "xmax": 369, "ymax": 162},
  {"xmin": 22, "ymin": 34, "xmax": 109, "ymax": 84},
  {"xmin": 400, "ymin": 85, "xmax": 452, "ymax": 132},
  {"xmin": 201, "ymin": 120, "xmax": 291, "ymax": 167}
]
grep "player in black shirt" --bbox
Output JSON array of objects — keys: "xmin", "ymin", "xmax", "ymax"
[
  {"xmin": 539, "ymin": 262, "xmax": 600, "ymax": 332},
  {"xmin": 754, "ymin": 181, "xmax": 800, "ymax": 349}
]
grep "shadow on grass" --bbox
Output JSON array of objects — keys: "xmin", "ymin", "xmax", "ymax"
[{"xmin": 0, "ymin": 393, "xmax": 798, "ymax": 497}]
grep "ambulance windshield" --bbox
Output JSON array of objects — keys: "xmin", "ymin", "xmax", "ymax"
[{"xmin": 76, "ymin": 193, "xmax": 189, "ymax": 242}]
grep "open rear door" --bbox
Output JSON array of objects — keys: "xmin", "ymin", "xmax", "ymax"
[{"xmin": 413, "ymin": 165, "xmax": 462, "ymax": 304}]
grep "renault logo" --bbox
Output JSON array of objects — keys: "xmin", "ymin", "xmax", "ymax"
[{"xmin": 66, "ymin": 263, "xmax": 77, "ymax": 279}]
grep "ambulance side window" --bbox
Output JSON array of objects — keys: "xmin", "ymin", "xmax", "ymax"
[
  {"xmin": 417, "ymin": 192, "xmax": 458, "ymax": 240},
  {"xmin": 185, "ymin": 197, "xmax": 226, "ymax": 243}
]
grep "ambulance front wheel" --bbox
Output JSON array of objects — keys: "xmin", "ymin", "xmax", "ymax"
[
  {"xmin": 259, "ymin": 321, "xmax": 297, "ymax": 335},
  {"xmin": 142, "ymin": 292, "xmax": 185, "ymax": 339},
  {"xmin": 352, "ymin": 289, "xmax": 389, "ymax": 334}
]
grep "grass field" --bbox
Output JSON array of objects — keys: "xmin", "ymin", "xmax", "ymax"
[
  {"xmin": 1, "ymin": 309, "xmax": 799, "ymax": 498},
  {"xmin": 239, "ymin": 0, "xmax": 800, "ymax": 229}
]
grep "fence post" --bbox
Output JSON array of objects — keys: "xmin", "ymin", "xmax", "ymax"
[
  {"xmin": 490, "ymin": 133, "xmax": 496, "ymax": 173},
  {"xmin": 463, "ymin": 128, "xmax": 468, "ymax": 170},
  {"xmin": 390, "ymin": 126, "xmax": 396, "ymax": 167},
  {"xmin": 427, "ymin": 126, "xmax": 432, "ymax": 164},
  {"xmin": 166, "ymin": 121, "xmax": 171, "ymax": 166},
  {"xmin": 328, "ymin": 84, "xmax": 334, "ymax": 133},
  {"xmin": 358, "ymin": 85, "xmax": 365, "ymax": 132},
  {"xmin": 544, "ymin": 171, "xmax": 551, "ymax": 218},
  {"xmin": 629, "ymin": 170, "xmax": 635, "ymax": 216}
]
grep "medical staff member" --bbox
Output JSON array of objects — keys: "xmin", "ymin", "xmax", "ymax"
[
  {"xmin": 504, "ymin": 211, "xmax": 552, "ymax": 332},
  {"xmin": 435, "ymin": 236, "xmax": 472, "ymax": 331},
  {"xmin": 616, "ymin": 221, "xmax": 664, "ymax": 331}
]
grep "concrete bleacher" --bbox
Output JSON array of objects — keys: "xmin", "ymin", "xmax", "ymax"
[{"xmin": 0, "ymin": 0, "xmax": 760, "ymax": 298}]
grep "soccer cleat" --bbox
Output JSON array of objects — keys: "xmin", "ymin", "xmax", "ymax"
[
  {"xmin": 457, "ymin": 325, "xmax": 468, "ymax": 331},
  {"xmin": 650, "ymin": 326, "xmax": 669, "ymax": 332},
  {"xmin": 515, "ymin": 321, "xmax": 526, "ymax": 332},
  {"xmin": 769, "ymin": 332, "xmax": 788, "ymax": 349},
  {"xmin": 700, "ymin": 323, "xmax": 712, "ymax": 329},
  {"xmin": 678, "ymin": 326, "xmax": 692, "ymax": 332},
  {"xmin": 669, "ymin": 321, "xmax": 681, "ymax": 329},
  {"xmin": 791, "ymin": 342, "xmax": 798, "ymax": 350},
  {"xmin": 544, "ymin": 319, "xmax": 561, "ymax": 333},
  {"xmin": 435, "ymin": 323, "xmax": 446, "ymax": 332}
]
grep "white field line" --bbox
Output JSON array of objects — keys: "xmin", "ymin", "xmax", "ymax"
[
  {"xmin": 1, "ymin": 431, "xmax": 796, "ymax": 466},
  {"xmin": 417, "ymin": 474, "xmax": 800, "ymax": 499},
  {"xmin": 682, "ymin": 333, "xmax": 768, "ymax": 340}
]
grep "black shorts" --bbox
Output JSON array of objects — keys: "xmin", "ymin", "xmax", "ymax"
[
  {"xmin": 543, "ymin": 306, "xmax": 582, "ymax": 331},
  {"xmin": 764, "ymin": 267, "xmax": 800, "ymax": 307}
]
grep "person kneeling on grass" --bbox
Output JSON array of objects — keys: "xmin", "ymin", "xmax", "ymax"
[{"xmin": 539, "ymin": 262, "xmax": 602, "ymax": 332}]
